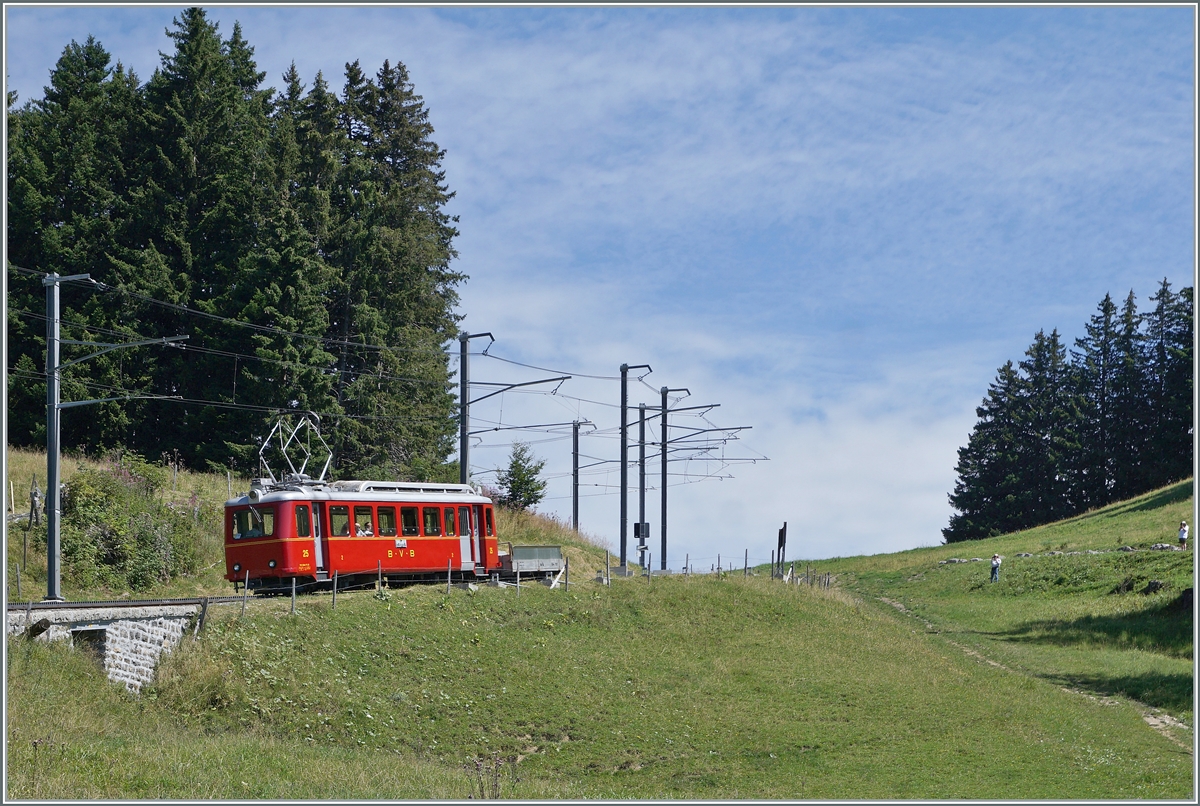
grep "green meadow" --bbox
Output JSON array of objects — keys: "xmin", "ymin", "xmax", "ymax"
[{"xmin": 4, "ymin": 450, "xmax": 1194, "ymax": 798}]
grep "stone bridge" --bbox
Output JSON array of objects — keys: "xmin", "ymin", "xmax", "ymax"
[{"xmin": 6, "ymin": 600, "xmax": 210, "ymax": 693}]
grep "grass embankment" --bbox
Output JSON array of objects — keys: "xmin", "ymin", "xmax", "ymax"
[{"xmin": 5, "ymin": 454, "xmax": 1194, "ymax": 798}]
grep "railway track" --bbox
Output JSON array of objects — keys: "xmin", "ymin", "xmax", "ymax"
[{"xmin": 5, "ymin": 596, "xmax": 243, "ymax": 612}]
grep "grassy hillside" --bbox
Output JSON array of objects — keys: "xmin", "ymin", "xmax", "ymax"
[
  {"xmin": 819, "ymin": 479, "xmax": 1194, "ymax": 730},
  {"xmin": 5, "ymin": 455, "xmax": 1194, "ymax": 798}
]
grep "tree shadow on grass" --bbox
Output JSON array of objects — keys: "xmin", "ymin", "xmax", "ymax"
[
  {"xmin": 994, "ymin": 599, "xmax": 1193, "ymax": 659},
  {"xmin": 1035, "ymin": 669, "xmax": 1193, "ymax": 715},
  {"xmin": 1100, "ymin": 480, "xmax": 1193, "ymax": 519}
]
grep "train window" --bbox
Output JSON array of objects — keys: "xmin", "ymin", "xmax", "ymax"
[
  {"xmin": 378, "ymin": 506, "xmax": 397, "ymax": 536},
  {"xmin": 423, "ymin": 507, "xmax": 442, "ymax": 536},
  {"xmin": 443, "ymin": 507, "xmax": 456, "ymax": 536},
  {"xmin": 354, "ymin": 506, "xmax": 374, "ymax": 536},
  {"xmin": 459, "ymin": 506, "xmax": 472, "ymax": 537},
  {"xmin": 401, "ymin": 507, "xmax": 419, "ymax": 536},
  {"xmin": 485, "ymin": 507, "xmax": 494, "ymax": 536},
  {"xmin": 330, "ymin": 506, "xmax": 350, "ymax": 537},
  {"xmin": 234, "ymin": 506, "xmax": 275, "ymax": 539},
  {"xmin": 295, "ymin": 505, "xmax": 311, "ymax": 538}
]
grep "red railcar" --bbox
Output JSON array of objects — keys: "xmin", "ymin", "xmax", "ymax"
[{"xmin": 224, "ymin": 478, "xmax": 501, "ymax": 591}]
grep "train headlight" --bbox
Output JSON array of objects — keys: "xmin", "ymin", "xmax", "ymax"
[
  {"xmin": 268, "ymin": 560, "xmax": 277, "ymax": 569},
  {"xmin": 233, "ymin": 563, "xmax": 241, "ymax": 572}
]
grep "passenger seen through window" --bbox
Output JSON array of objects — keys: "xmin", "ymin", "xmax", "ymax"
[{"xmin": 355, "ymin": 506, "xmax": 374, "ymax": 536}]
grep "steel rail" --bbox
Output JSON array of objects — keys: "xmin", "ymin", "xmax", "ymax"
[{"xmin": 5, "ymin": 596, "xmax": 243, "ymax": 612}]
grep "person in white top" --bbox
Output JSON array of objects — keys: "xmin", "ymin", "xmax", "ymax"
[
  {"xmin": 1179, "ymin": 521, "xmax": 1188, "ymax": 549},
  {"xmin": 990, "ymin": 554, "xmax": 1001, "ymax": 582}
]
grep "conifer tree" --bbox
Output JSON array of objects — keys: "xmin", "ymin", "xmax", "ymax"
[
  {"xmin": 1144, "ymin": 279, "xmax": 1194, "ymax": 486},
  {"xmin": 1071, "ymin": 293, "xmax": 1121, "ymax": 508},
  {"xmin": 943, "ymin": 361, "xmax": 1025, "ymax": 542},
  {"xmin": 1109, "ymin": 290, "xmax": 1149, "ymax": 498},
  {"xmin": 496, "ymin": 443, "xmax": 548, "ymax": 511},
  {"xmin": 6, "ymin": 37, "xmax": 144, "ymax": 450},
  {"xmin": 1014, "ymin": 329, "xmax": 1080, "ymax": 525}
]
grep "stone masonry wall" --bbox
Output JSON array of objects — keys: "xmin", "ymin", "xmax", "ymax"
[{"xmin": 102, "ymin": 617, "xmax": 190, "ymax": 692}]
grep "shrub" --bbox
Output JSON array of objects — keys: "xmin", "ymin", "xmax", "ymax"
[{"xmin": 60, "ymin": 455, "xmax": 205, "ymax": 592}]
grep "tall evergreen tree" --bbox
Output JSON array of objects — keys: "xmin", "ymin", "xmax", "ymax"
[
  {"xmin": 1144, "ymin": 279, "xmax": 1194, "ymax": 486},
  {"xmin": 322, "ymin": 58, "xmax": 462, "ymax": 479},
  {"xmin": 945, "ymin": 285, "xmax": 1192, "ymax": 543},
  {"xmin": 129, "ymin": 8, "xmax": 280, "ymax": 467},
  {"xmin": 1108, "ymin": 290, "xmax": 1149, "ymax": 499},
  {"xmin": 1014, "ymin": 329, "xmax": 1080, "ymax": 525},
  {"xmin": 6, "ymin": 37, "xmax": 145, "ymax": 451},
  {"xmin": 944, "ymin": 361, "xmax": 1025, "ymax": 542},
  {"xmin": 1071, "ymin": 293, "xmax": 1121, "ymax": 509}
]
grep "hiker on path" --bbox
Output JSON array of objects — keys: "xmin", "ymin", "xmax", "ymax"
[
  {"xmin": 1179, "ymin": 521, "xmax": 1188, "ymax": 550},
  {"xmin": 990, "ymin": 554, "xmax": 1001, "ymax": 582}
]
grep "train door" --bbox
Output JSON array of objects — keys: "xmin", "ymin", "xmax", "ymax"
[
  {"xmin": 312, "ymin": 502, "xmax": 328, "ymax": 576},
  {"xmin": 458, "ymin": 506, "xmax": 475, "ymax": 572},
  {"xmin": 472, "ymin": 504, "xmax": 485, "ymax": 572}
]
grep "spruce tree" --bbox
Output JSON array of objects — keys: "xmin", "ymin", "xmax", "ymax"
[
  {"xmin": 6, "ymin": 37, "xmax": 144, "ymax": 451},
  {"xmin": 1014, "ymin": 329, "xmax": 1080, "ymax": 525},
  {"xmin": 323, "ymin": 58, "xmax": 461, "ymax": 479},
  {"xmin": 1144, "ymin": 279, "xmax": 1194, "ymax": 487},
  {"xmin": 1072, "ymin": 293, "xmax": 1121, "ymax": 509},
  {"xmin": 943, "ymin": 361, "xmax": 1025, "ymax": 542},
  {"xmin": 1109, "ymin": 290, "xmax": 1149, "ymax": 498},
  {"xmin": 496, "ymin": 443, "xmax": 548, "ymax": 511}
]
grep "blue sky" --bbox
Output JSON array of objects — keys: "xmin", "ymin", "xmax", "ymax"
[{"xmin": 4, "ymin": 5, "xmax": 1195, "ymax": 564}]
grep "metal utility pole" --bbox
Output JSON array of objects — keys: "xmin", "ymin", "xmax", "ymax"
[
  {"xmin": 660, "ymin": 386, "xmax": 689, "ymax": 571},
  {"xmin": 568, "ymin": 419, "xmax": 594, "ymax": 533},
  {"xmin": 572, "ymin": 420, "xmax": 581, "ymax": 531},
  {"xmin": 458, "ymin": 332, "xmax": 494, "ymax": 484},
  {"xmin": 42, "ymin": 272, "xmax": 186, "ymax": 601},
  {"xmin": 638, "ymin": 403, "xmax": 647, "ymax": 568},
  {"xmin": 618, "ymin": 362, "xmax": 650, "ymax": 573},
  {"xmin": 43, "ymin": 273, "xmax": 76, "ymax": 601}
]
